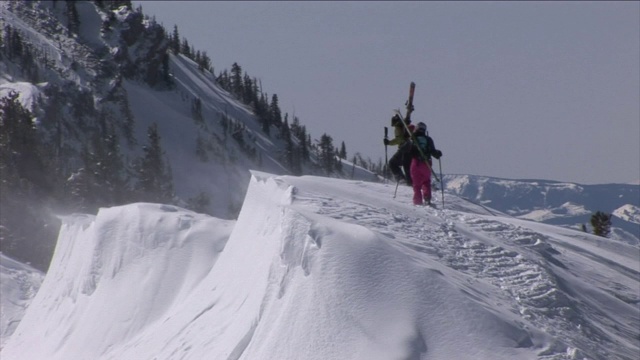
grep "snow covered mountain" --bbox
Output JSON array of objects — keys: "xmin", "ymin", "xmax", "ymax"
[
  {"xmin": 2, "ymin": 172, "xmax": 639, "ymax": 360},
  {"xmin": 0, "ymin": 0, "xmax": 376, "ymax": 206},
  {"xmin": 445, "ymin": 175, "xmax": 640, "ymax": 245},
  {"xmin": 1, "ymin": 1, "xmax": 377, "ymax": 271}
]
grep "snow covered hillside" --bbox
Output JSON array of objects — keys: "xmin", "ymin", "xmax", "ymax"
[
  {"xmin": 123, "ymin": 52, "xmax": 379, "ymax": 217},
  {"xmin": 3, "ymin": 173, "xmax": 638, "ymax": 360},
  {"xmin": 0, "ymin": 0, "xmax": 378, "ymax": 218},
  {"xmin": 1, "ymin": 0, "xmax": 378, "ymax": 271}
]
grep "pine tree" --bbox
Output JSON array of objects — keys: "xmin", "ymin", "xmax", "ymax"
[
  {"xmin": 3, "ymin": 25, "xmax": 15, "ymax": 60},
  {"xmin": 251, "ymin": 77, "xmax": 260, "ymax": 105},
  {"xmin": 270, "ymin": 94, "xmax": 282, "ymax": 128},
  {"xmin": 162, "ymin": 53, "xmax": 171, "ymax": 84},
  {"xmin": 92, "ymin": 127, "xmax": 127, "ymax": 205},
  {"xmin": 258, "ymin": 93, "xmax": 271, "ymax": 135},
  {"xmin": 301, "ymin": 129, "xmax": 310, "ymax": 161},
  {"xmin": 291, "ymin": 116, "xmax": 301, "ymax": 139},
  {"xmin": 590, "ymin": 211, "xmax": 612, "ymax": 238},
  {"xmin": 280, "ymin": 115, "xmax": 295, "ymax": 171},
  {"xmin": 319, "ymin": 133, "xmax": 335, "ymax": 174},
  {"xmin": 136, "ymin": 123, "xmax": 174, "ymax": 203},
  {"xmin": 199, "ymin": 51, "xmax": 211, "ymax": 72},
  {"xmin": 243, "ymin": 74, "xmax": 254, "ymax": 104},
  {"xmin": 216, "ymin": 70, "xmax": 230, "ymax": 91},
  {"xmin": 0, "ymin": 91, "xmax": 43, "ymax": 187},
  {"xmin": 171, "ymin": 25, "xmax": 180, "ymax": 54},
  {"xmin": 230, "ymin": 62, "xmax": 243, "ymax": 98},
  {"xmin": 339, "ymin": 141, "xmax": 347, "ymax": 160},
  {"xmin": 180, "ymin": 38, "xmax": 190, "ymax": 57}
]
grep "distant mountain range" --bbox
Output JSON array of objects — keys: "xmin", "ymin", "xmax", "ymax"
[{"xmin": 444, "ymin": 174, "xmax": 639, "ymax": 245}]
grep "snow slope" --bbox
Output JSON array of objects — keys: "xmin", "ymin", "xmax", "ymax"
[
  {"xmin": 3, "ymin": 173, "xmax": 638, "ymax": 360},
  {"xmin": 0, "ymin": 254, "xmax": 43, "ymax": 349}
]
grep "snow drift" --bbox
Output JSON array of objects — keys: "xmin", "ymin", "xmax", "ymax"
[{"xmin": 3, "ymin": 172, "xmax": 639, "ymax": 360}]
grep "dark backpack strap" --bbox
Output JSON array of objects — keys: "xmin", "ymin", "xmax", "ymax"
[{"xmin": 425, "ymin": 136, "xmax": 435, "ymax": 156}]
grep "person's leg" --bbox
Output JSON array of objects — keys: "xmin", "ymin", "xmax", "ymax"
[
  {"xmin": 389, "ymin": 151, "xmax": 404, "ymax": 181},
  {"xmin": 423, "ymin": 161, "xmax": 432, "ymax": 204},
  {"xmin": 403, "ymin": 157, "xmax": 412, "ymax": 185},
  {"xmin": 410, "ymin": 159, "xmax": 423, "ymax": 205},
  {"xmin": 401, "ymin": 143, "xmax": 413, "ymax": 185}
]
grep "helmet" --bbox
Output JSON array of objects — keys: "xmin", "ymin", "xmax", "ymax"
[
  {"xmin": 391, "ymin": 114, "xmax": 402, "ymax": 125},
  {"xmin": 417, "ymin": 122, "xmax": 427, "ymax": 131}
]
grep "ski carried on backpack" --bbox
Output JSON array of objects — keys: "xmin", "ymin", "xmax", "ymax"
[
  {"xmin": 405, "ymin": 81, "xmax": 415, "ymax": 121},
  {"xmin": 401, "ymin": 82, "xmax": 440, "ymax": 183}
]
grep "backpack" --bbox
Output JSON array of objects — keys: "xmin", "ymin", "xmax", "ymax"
[{"xmin": 414, "ymin": 134, "xmax": 433, "ymax": 159}]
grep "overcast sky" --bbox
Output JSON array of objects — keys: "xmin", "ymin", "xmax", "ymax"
[{"xmin": 134, "ymin": 1, "xmax": 639, "ymax": 185}]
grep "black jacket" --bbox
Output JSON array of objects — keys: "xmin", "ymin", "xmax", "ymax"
[{"xmin": 411, "ymin": 129, "xmax": 441, "ymax": 161}]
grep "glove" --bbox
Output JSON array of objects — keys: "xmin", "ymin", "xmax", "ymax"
[
  {"xmin": 433, "ymin": 150, "xmax": 442, "ymax": 159},
  {"xmin": 383, "ymin": 138, "xmax": 390, "ymax": 146}
]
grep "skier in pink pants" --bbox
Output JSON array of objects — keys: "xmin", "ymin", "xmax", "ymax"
[
  {"xmin": 410, "ymin": 157, "xmax": 432, "ymax": 205},
  {"xmin": 409, "ymin": 122, "xmax": 442, "ymax": 206}
]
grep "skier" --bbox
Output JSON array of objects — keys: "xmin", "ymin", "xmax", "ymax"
[
  {"xmin": 410, "ymin": 122, "xmax": 442, "ymax": 206},
  {"xmin": 384, "ymin": 114, "xmax": 414, "ymax": 185}
]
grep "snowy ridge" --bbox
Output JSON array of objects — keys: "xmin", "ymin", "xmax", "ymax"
[
  {"xmin": 3, "ymin": 173, "xmax": 640, "ymax": 360},
  {"xmin": 2, "ymin": 206, "xmax": 234, "ymax": 360}
]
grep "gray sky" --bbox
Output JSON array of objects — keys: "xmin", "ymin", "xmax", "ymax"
[{"xmin": 134, "ymin": 1, "xmax": 639, "ymax": 185}]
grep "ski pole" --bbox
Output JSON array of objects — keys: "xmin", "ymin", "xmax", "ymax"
[
  {"xmin": 384, "ymin": 126, "xmax": 389, "ymax": 183},
  {"xmin": 438, "ymin": 158, "xmax": 444, "ymax": 208}
]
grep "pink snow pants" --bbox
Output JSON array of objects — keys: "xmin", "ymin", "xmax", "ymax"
[{"xmin": 410, "ymin": 158, "xmax": 432, "ymax": 205}]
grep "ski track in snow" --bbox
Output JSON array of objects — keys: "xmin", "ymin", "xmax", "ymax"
[{"xmin": 288, "ymin": 181, "xmax": 639, "ymax": 360}]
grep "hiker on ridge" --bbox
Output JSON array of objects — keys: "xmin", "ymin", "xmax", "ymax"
[
  {"xmin": 384, "ymin": 114, "xmax": 414, "ymax": 185},
  {"xmin": 409, "ymin": 121, "xmax": 442, "ymax": 206}
]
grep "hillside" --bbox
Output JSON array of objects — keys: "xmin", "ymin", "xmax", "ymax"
[
  {"xmin": 2, "ymin": 172, "xmax": 639, "ymax": 360},
  {"xmin": 0, "ymin": 1, "xmax": 377, "ymax": 271}
]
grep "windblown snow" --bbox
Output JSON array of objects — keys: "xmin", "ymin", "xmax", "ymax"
[{"xmin": 2, "ymin": 172, "xmax": 639, "ymax": 360}]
